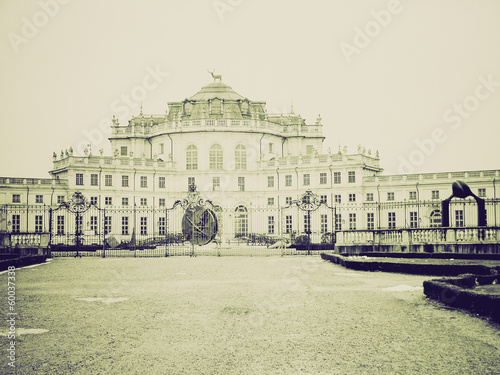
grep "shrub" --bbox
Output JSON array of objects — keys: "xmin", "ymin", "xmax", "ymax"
[{"xmin": 294, "ymin": 235, "xmax": 310, "ymax": 246}]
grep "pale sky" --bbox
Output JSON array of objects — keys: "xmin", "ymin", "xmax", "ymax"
[{"xmin": 1, "ymin": 0, "xmax": 499, "ymax": 178}]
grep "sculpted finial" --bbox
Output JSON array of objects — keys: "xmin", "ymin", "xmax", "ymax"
[{"xmin": 207, "ymin": 69, "xmax": 222, "ymax": 83}]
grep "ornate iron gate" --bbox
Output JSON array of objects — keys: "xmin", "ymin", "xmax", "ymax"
[
  {"xmin": 49, "ymin": 192, "xmax": 105, "ymax": 256},
  {"xmin": 166, "ymin": 184, "xmax": 218, "ymax": 256},
  {"xmin": 281, "ymin": 190, "xmax": 336, "ymax": 253}
]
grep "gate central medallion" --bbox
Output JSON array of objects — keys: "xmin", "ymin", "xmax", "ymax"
[{"xmin": 182, "ymin": 206, "xmax": 218, "ymax": 246}]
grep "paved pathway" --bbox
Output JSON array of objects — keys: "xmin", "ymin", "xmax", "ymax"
[{"xmin": 1, "ymin": 257, "xmax": 499, "ymax": 374}]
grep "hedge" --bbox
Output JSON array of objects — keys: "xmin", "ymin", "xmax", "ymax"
[
  {"xmin": 423, "ymin": 275, "xmax": 500, "ymax": 323},
  {"xmin": 0, "ymin": 255, "xmax": 48, "ymax": 272},
  {"xmin": 320, "ymin": 253, "xmax": 493, "ymax": 276}
]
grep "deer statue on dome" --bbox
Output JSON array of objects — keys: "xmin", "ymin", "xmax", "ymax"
[{"xmin": 207, "ymin": 69, "xmax": 222, "ymax": 83}]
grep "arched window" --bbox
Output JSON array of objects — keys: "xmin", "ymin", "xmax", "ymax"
[
  {"xmin": 186, "ymin": 145, "xmax": 198, "ymax": 170},
  {"xmin": 234, "ymin": 205, "xmax": 248, "ymax": 237},
  {"xmin": 235, "ymin": 144, "xmax": 246, "ymax": 170},
  {"xmin": 430, "ymin": 210, "xmax": 442, "ymax": 228},
  {"xmin": 209, "ymin": 144, "xmax": 223, "ymax": 170}
]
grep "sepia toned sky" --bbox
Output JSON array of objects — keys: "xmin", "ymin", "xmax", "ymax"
[{"xmin": 1, "ymin": 0, "xmax": 499, "ymax": 178}]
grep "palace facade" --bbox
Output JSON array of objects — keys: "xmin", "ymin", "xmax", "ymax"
[{"xmin": 1, "ymin": 76, "xmax": 499, "ymax": 246}]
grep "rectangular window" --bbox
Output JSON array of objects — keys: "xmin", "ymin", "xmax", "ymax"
[
  {"xmin": 319, "ymin": 172, "xmax": 327, "ymax": 185},
  {"xmin": 268, "ymin": 216, "xmax": 275, "ymax": 234},
  {"xmin": 140, "ymin": 176, "xmax": 148, "ymax": 188},
  {"xmin": 57, "ymin": 196, "xmax": 64, "ymax": 204},
  {"xmin": 238, "ymin": 177, "xmax": 245, "ymax": 191},
  {"xmin": 120, "ymin": 146, "xmax": 128, "ymax": 156},
  {"xmin": 348, "ymin": 171, "xmax": 355, "ymax": 183},
  {"xmin": 285, "ymin": 197, "xmax": 292, "ymax": 206},
  {"xmin": 367, "ymin": 212, "xmax": 374, "ymax": 230},
  {"xmin": 159, "ymin": 217, "xmax": 166, "ymax": 236},
  {"xmin": 478, "ymin": 188, "xmax": 486, "ymax": 198},
  {"xmin": 90, "ymin": 196, "xmax": 98, "ymax": 205},
  {"xmin": 159, "ymin": 176, "xmax": 166, "ymax": 189},
  {"xmin": 159, "ymin": 198, "xmax": 166, "ymax": 206},
  {"xmin": 268, "ymin": 176, "xmax": 274, "ymax": 188},
  {"xmin": 285, "ymin": 175, "xmax": 292, "ymax": 187},
  {"xmin": 122, "ymin": 197, "xmax": 128, "ymax": 206},
  {"xmin": 56, "ymin": 215, "xmax": 64, "ymax": 235},
  {"xmin": 213, "ymin": 177, "xmax": 220, "ymax": 191},
  {"xmin": 12, "ymin": 194, "xmax": 20, "ymax": 203},
  {"xmin": 269, "ymin": 143, "xmax": 274, "ymax": 153},
  {"xmin": 349, "ymin": 213, "xmax": 356, "ymax": 230},
  {"xmin": 209, "ymin": 147, "xmax": 223, "ymax": 169},
  {"xmin": 90, "ymin": 216, "xmax": 97, "ymax": 234},
  {"xmin": 321, "ymin": 214, "xmax": 328, "ymax": 234},
  {"xmin": 334, "ymin": 194, "xmax": 341, "ymax": 204},
  {"xmin": 387, "ymin": 192, "xmax": 395, "ymax": 201},
  {"xmin": 104, "ymin": 216, "xmax": 111, "ymax": 235},
  {"xmin": 122, "ymin": 217, "xmax": 129, "ymax": 235},
  {"xmin": 432, "ymin": 190, "xmax": 440, "ymax": 199},
  {"xmin": 335, "ymin": 214, "xmax": 342, "ymax": 231},
  {"xmin": 303, "ymin": 174, "xmax": 310, "ymax": 186},
  {"xmin": 285, "ymin": 215, "xmax": 292, "ymax": 233},
  {"xmin": 268, "ymin": 197, "xmax": 275, "ymax": 206},
  {"xmin": 333, "ymin": 172, "xmax": 341, "ymax": 184},
  {"xmin": 76, "ymin": 173, "xmax": 84, "ymax": 186},
  {"xmin": 35, "ymin": 215, "xmax": 42, "ymax": 232},
  {"xmin": 304, "ymin": 215, "xmax": 311, "ymax": 233},
  {"xmin": 349, "ymin": 193, "xmax": 356, "ymax": 202},
  {"xmin": 306, "ymin": 145, "xmax": 314, "ymax": 155},
  {"xmin": 140, "ymin": 217, "xmax": 147, "ymax": 235},
  {"xmin": 35, "ymin": 195, "xmax": 43, "ymax": 204},
  {"xmin": 455, "ymin": 210, "xmax": 464, "ymax": 227},
  {"xmin": 122, "ymin": 175, "xmax": 129, "ymax": 188},
  {"xmin": 410, "ymin": 211, "xmax": 418, "ymax": 228},
  {"xmin": 140, "ymin": 198, "xmax": 147, "ymax": 206},
  {"xmin": 105, "ymin": 175, "xmax": 112, "ymax": 187},
  {"xmin": 320, "ymin": 195, "xmax": 327, "ymax": 204},
  {"xmin": 366, "ymin": 193, "xmax": 373, "ymax": 202},
  {"xmin": 91, "ymin": 174, "xmax": 98, "ymax": 186},
  {"xmin": 159, "ymin": 143, "xmax": 164, "ymax": 154},
  {"xmin": 105, "ymin": 197, "xmax": 112, "ymax": 205},
  {"xmin": 188, "ymin": 177, "xmax": 195, "ymax": 189},
  {"xmin": 388, "ymin": 212, "xmax": 396, "ymax": 229}
]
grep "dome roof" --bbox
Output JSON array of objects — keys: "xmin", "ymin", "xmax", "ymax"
[{"xmin": 189, "ymin": 82, "xmax": 245, "ymax": 101}]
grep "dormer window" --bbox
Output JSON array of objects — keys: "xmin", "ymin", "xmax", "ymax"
[
  {"xmin": 183, "ymin": 101, "xmax": 192, "ymax": 115},
  {"xmin": 210, "ymin": 98, "xmax": 222, "ymax": 115},
  {"xmin": 241, "ymin": 101, "xmax": 249, "ymax": 114}
]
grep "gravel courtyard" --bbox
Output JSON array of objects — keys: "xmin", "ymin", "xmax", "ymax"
[{"xmin": 1, "ymin": 257, "xmax": 500, "ymax": 374}]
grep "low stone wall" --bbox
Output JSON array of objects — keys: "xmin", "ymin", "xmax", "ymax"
[
  {"xmin": 337, "ymin": 243, "xmax": 500, "ymax": 255},
  {"xmin": 423, "ymin": 275, "xmax": 500, "ymax": 323},
  {"xmin": 352, "ymin": 252, "xmax": 500, "ymax": 260}
]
